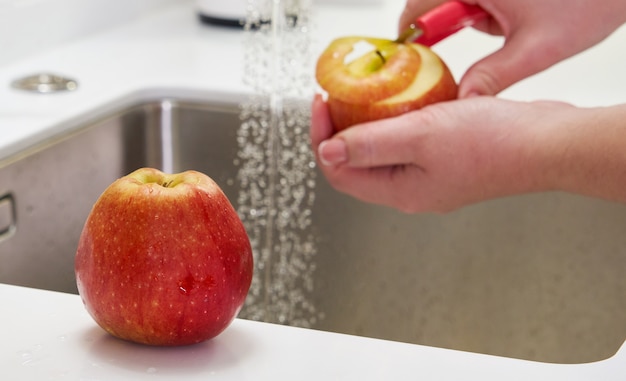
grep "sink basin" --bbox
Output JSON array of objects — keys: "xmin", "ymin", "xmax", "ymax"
[{"xmin": 0, "ymin": 97, "xmax": 624, "ymax": 364}]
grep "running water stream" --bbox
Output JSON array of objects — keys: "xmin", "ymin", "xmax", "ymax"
[{"xmin": 236, "ymin": 0, "xmax": 320, "ymax": 327}]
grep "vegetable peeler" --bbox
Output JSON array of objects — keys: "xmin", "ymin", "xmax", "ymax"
[{"xmin": 396, "ymin": 1, "xmax": 488, "ymax": 46}]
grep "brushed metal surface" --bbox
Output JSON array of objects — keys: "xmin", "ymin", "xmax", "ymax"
[{"xmin": 0, "ymin": 99, "xmax": 624, "ymax": 363}]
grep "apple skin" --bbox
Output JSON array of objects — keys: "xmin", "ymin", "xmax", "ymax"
[
  {"xmin": 316, "ymin": 37, "xmax": 458, "ymax": 131},
  {"xmin": 75, "ymin": 168, "xmax": 253, "ymax": 346}
]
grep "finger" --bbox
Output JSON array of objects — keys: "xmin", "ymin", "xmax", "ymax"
[
  {"xmin": 398, "ymin": 0, "xmax": 448, "ymax": 34},
  {"xmin": 310, "ymin": 94, "xmax": 334, "ymax": 152},
  {"xmin": 320, "ymin": 110, "xmax": 433, "ymax": 169},
  {"xmin": 458, "ymin": 30, "xmax": 565, "ymax": 97},
  {"xmin": 321, "ymin": 163, "xmax": 429, "ymax": 213}
]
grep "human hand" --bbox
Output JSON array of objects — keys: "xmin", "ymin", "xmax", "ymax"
[
  {"xmin": 400, "ymin": 0, "xmax": 626, "ymax": 97},
  {"xmin": 311, "ymin": 94, "xmax": 582, "ymax": 213}
]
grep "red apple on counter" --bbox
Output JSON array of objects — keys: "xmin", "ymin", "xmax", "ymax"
[
  {"xmin": 316, "ymin": 36, "xmax": 458, "ymax": 131},
  {"xmin": 74, "ymin": 168, "xmax": 253, "ymax": 346}
]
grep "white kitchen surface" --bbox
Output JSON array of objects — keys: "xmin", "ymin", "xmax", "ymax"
[
  {"xmin": 1, "ymin": 1, "xmax": 625, "ymax": 379},
  {"xmin": 1, "ymin": 284, "xmax": 625, "ymax": 380}
]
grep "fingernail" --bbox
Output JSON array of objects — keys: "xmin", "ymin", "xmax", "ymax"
[{"xmin": 318, "ymin": 139, "xmax": 347, "ymax": 166}]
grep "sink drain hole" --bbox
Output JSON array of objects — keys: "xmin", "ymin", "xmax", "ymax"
[{"xmin": 11, "ymin": 73, "xmax": 78, "ymax": 93}]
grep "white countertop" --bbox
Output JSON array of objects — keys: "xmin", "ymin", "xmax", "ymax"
[
  {"xmin": 1, "ymin": 284, "xmax": 625, "ymax": 380},
  {"xmin": 1, "ymin": 2, "xmax": 626, "ymax": 378}
]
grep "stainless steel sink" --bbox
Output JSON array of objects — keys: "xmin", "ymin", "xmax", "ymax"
[{"xmin": 0, "ymin": 98, "xmax": 624, "ymax": 364}]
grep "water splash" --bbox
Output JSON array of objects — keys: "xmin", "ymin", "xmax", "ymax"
[{"xmin": 236, "ymin": 0, "xmax": 320, "ymax": 327}]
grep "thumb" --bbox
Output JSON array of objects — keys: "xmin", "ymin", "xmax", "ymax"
[
  {"xmin": 318, "ymin": 111, "xmax": 434, "ymax": 169},
  {"xmin": 458, "ymin": 31, "xmax": 560, "ymax": 97}
]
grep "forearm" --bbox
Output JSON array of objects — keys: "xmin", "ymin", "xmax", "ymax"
[
  {"xmin": 541, "ymin": 103, "xmax": 626, "ymax": 202},
  {"xmin": 557, "ymin": 101, "xmax": 626, "ymax": 202}
]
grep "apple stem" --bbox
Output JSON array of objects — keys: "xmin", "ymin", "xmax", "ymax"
[{"xmin": 375, "ymin": 50, "xmax": 386, "ymax": 64}]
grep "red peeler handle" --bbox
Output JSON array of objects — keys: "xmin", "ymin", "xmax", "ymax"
[{"xmin": 414, "ymin": 1, "xmax": 488, "ymax": 46}]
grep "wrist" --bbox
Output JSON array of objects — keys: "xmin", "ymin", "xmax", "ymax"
[{"xmin": 533, "ymin": 103, "xmax": 626, "ymax": 202}]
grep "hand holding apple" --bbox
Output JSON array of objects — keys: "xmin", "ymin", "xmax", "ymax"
[
  {"xmin": 315, "ymin": 36, "xmax": 457, "ymax": 131},
  {"xmin": 75, "ymin": 168, "xmax": 253, "ymax": 346}
]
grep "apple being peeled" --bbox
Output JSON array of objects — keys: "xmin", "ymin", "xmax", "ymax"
[
  {"xmin": 316, "ymin": 36, "xmax": 457, "ymax": 131},
  {"xmin": 75, "ymin": 168, "xmax": 253, "ymax": 346}
]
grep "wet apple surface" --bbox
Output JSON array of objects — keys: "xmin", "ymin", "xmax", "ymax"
[
  {"xmin": 74, "ymin": 168, "xmax": 253, "ymax": 346},
  {"xmin": 316, "ymin": 36, "xmax": 458, "ymax": 131}
]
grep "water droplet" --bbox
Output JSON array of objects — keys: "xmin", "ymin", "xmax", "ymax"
[
  {"xmin": 17, "ymin": 350, "xmax": 33, "ymax": 365},
  {"xmin": 178, "ymin": 274, "xmax": 195, "ymax": 295}
]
